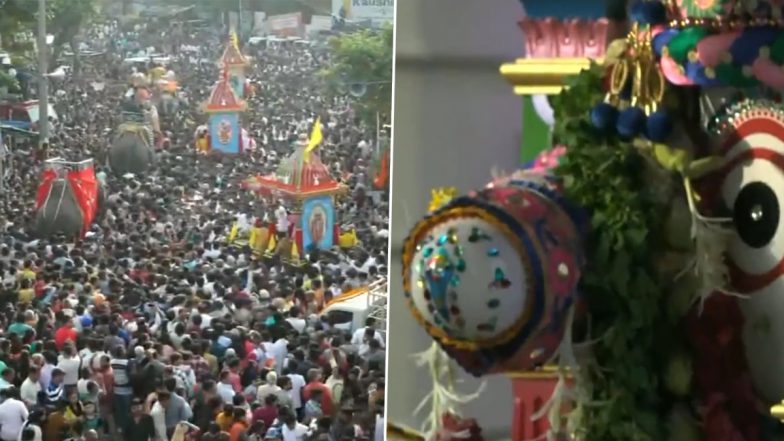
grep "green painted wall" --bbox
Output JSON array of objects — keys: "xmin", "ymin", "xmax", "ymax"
[{"xmin": 521, "ymin": 95, "xmax": 552, "ymax": 164}]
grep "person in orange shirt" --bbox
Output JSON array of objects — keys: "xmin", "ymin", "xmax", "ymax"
[{"xmin": 228, "ymin": 408, "xmax": 248, "ymax": 441}]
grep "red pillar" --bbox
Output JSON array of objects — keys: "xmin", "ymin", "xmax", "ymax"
[
  {"xmin": 294, "ymin": 228, "xmax": 303, "ymax": 253},
  {"xmin": 509, "ymin": 369, "xmax": 571, "ymax": 441}
]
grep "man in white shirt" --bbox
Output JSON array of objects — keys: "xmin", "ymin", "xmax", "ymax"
[
  {"xmin": 286, "ymin": 368, "xmax": 306, "ymax": 417},
  {"xmin": 216, "ymin": 371, "xmax": 236, "ymax": 404},
  {"xmin": 285, "ymin": 309, "xmax": 306, "ymax": 333},
  {"xmin": 280, "ymin": 411, "xmax": 309, "ymax": 441},
  {"xmin": 0, "ymin": 387, "xmax": 28, "ymax": 441},
  {"xmin": 269, "ymin": 336, "xmax": 289, "ymax": 376},
  {"xmin": 151, "ymin": 391, "xmax": 169, "ymax": 441},
  {"xmin": 275, "ymin": 204, "xmax": 289, "ymax": 237},
  {"xmin": 351, "ymin": 318, "xmax": 385, "ymax": 347},
  {"xmin": 20, "ymin": 368, "xmax": 41, "ymax": 408},
  {"xmin": 56, "ymin": 345, "xmax": 81, "ymax": 387}
]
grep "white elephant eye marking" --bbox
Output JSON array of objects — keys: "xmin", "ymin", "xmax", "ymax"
[{"xmin": 718, "ymin": 117, "xmax": 784, "ymax": 293}]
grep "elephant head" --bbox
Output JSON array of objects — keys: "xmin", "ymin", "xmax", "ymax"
[
  {"xmin": 34, "ymin": 178, "xmax": 85, "ymax": 238},
  {"xmin": 34, "ymin": 161, "xmax": 102, "ymax": 238},
  {"xmin": 109, "ymin": 127, "xmax": 155, "ymax": 175}
]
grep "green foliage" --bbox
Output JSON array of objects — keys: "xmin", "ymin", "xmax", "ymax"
[
  {"xmin": 188, "ymin": 0, "xmax": 231, "ymax": 17},
  {"xmin": 552, "ymin": 66, "xmax": 675, "ymax": 441},
  {"xmin": 0, "ymin": 70, "xmax": 20, "ymax": 93},
  {"xmin": 0, "ymin": 0, "xmax": 36, "ymax": 51},
  {"xmin": 0, "ymin": 0, "xmax": 98, "ymax": 66},
  {"xmin": 48, "ymin": 0, "xmax": 98, "ymax": 50},
  {"xmin": 321, "ymin": 25, "xmax": 393, "ymax": 127}
]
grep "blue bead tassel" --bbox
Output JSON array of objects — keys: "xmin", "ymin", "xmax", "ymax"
[{"xmin": 617, "ymin": 107, "xmax": 647, "ymax": 139}]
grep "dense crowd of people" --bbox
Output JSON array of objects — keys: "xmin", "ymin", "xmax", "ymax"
[{"xmin": 0, "ymin": 16, "xmax": 389, "ymax": 441}]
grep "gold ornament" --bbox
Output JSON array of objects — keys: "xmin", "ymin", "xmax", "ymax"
[{"xmin": 428, "ymin": 187, "xmax": 458, "ymax": 213}]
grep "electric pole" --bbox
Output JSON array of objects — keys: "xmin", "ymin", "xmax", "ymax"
[
  {"xmin": 38, "ymin": 0, "xmax": 49, "ymax": 146},
  {"xmin": 238, "ymin": 0, "xmax": 243, "ymax": 39}
]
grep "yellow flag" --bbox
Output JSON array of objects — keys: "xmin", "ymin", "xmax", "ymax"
[
  {"xmin": 228, "ymin": 224, "xmax": 239, "ymax": 243},
  {"xmin": 304, "ymin": 117, "xmax": 323, "ymax": 161},
  {"xmin": 266, "ymin": 234, "xmax": 277, "ymax": 255}
]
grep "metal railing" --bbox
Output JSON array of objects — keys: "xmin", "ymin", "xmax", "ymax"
[{"xmin": 367, "ymin": 277, "xmax": 388, "ymax": 338}]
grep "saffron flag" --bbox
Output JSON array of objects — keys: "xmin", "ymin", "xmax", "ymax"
[{"xmin": 304, "ymin": 117, "xmax": 323, "ymax": 161}]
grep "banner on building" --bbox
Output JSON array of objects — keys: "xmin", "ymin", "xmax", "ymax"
[
  {"xmin": 253, "ymin": 12, "xmax": 267, "ymax": 34},
  {"xmin": 332, "ymin": 0, "xmax": 394, "ymax": 23},
  {"xmin": 309, "ymin": 15, "xmax": 333, "ymax": 33},
  {"xmin": 267, "ymin": 13, "xmax": 304, "ymax": 37}
]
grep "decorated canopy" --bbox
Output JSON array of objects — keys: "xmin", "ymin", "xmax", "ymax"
[
  {"xmin": 202, "ymin": 71, "xmax": 247, "ymax": 114},
  {"xmin": 243, "ymin": 142, "xmax": 343, "ymax": 198},
  {"xmin": 220, "ymin": 33, "xmax": 250, "ymax": 68}
]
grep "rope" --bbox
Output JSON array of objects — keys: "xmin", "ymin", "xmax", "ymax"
[
  {"xmin": 51, "ymin": 180, "xmax": 68, "ymax": 231},
  {"xmin": 40, "ymin": 176, "xmax": 56, "ymax": 217}
]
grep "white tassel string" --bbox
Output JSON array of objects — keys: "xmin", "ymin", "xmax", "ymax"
[
  {"xmin": 678, "ymin": 177, "xmax": 746, "ymax": 312},
  {"xmin": 411, "ymin": 343, "xmax": 485, "ymax": 440},
  {"xmin": 536, "ymin": 311, "xmax": 572, "ymax": 439}
]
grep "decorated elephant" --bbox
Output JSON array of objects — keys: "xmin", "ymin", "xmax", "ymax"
[
  {"xmin": 34, "ymin": 159, "xmax": 103, "ymax": 238},
  {"xmin": 109, "ymin": 123, "xmax": 155, "ymax": 175},
  {"xmin": 397, "ymin": 1, "xmax": 784, "ymax": 441}
]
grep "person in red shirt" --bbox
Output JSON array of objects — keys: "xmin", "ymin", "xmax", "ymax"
[
  {"xmin": 302, "ymin": 369, "xmax": 333, "ymax": 416},
  {"xmin": 226, "ymin": 359, "xmax": 243, "ymax": 393},
  {"xmin": 251, "ymin": 394, "xmax": 279, "ymax": 429},
  {"xmin": 55, "ymin": 321, "xmax": 77, "ymax": 351}
]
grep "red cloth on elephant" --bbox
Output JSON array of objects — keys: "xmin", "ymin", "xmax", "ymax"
[
  {"xmin": 35, "ymin": 170, "xmax": 57, "ymax": 209},
  {"xmin": 35, "ymin": 167, "xmax": 98, "ymax": 233},
  {"xmin": 68, "ymin": 167, "xmax": 99, "ymax": 230}
]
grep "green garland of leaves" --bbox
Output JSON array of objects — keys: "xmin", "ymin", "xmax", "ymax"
[{"xmin": 551, "ymin": 65, "xmax": 675, "ymax": 441}]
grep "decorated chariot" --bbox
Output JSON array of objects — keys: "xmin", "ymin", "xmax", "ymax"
[
  {"xmin": 391, "ymin": 1, "xmax": 784, "ymax": 441},
  {"xmin": 241, "ymin": 132, "xmax": 355, "ymax": 264}
]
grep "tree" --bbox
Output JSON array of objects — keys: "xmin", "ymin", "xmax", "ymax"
[
  {"xmin": 0, "ymin": 70, "xmax": 20, "ymax": 94},
  {"xmin": 0, "ymin": 0, "xmax": 37, "ymax": 58},
  {"xmin": 47, "ymin": 0, "xmax": 99, "ymax": 73},
  {"xmin": 321, "ymin": 25, "xmax": 393, "ymax": 127}
]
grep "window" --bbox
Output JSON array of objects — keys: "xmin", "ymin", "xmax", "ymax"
[{"xmin": 326, "ymin": 310, "xmax": 353, "ymax": 325}]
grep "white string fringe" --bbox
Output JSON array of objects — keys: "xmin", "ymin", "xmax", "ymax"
[
  {"xmin": 527, "ymin": 306, "xmax": 614, "ymax": 441},
  {"xmin": 680, "ymin": 178, "xmax": 745, "ymax": 313},
  {"xmin": 530, "ymin": 308, "xmax": 573, "ymax": 441},
  {"xmin": 412, "ymin": 343, "xmax": 485, "ymax": 441}
]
